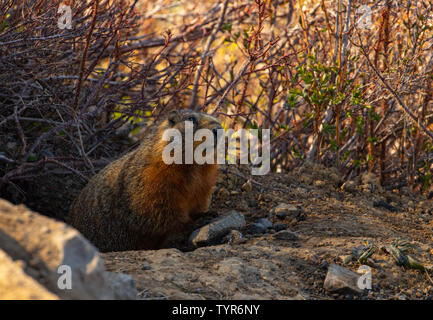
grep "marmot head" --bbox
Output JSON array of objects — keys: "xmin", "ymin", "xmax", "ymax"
[{"xmin": 157, "ymin": 110, "xmax": 223, "ymax": 164}]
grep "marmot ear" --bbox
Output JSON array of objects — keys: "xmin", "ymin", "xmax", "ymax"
[{"xmin": 168, "ymin": 110, "xmax": 180, "ymax": 126}]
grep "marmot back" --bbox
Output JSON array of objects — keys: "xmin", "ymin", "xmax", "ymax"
[{"xmin": 69, "ymin": 110, "xmax": 222, "ymax": 252}]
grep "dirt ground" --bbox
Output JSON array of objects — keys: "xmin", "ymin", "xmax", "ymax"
[
  {"xmin": 3, "ymin": 160, "xmax": 432, "ymax": 299},
  {"xmin": 100, "ymin": 162, "xmax": 433, "ymax": 300}
]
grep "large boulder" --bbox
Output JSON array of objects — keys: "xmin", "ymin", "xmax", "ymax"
[
  {"xmin": 0, "ymin": 199, "xmax": 137, "ymax": 300},
  {"xmin": 0, "ymin": 249, "xmax": 58, "ymax": 300}
]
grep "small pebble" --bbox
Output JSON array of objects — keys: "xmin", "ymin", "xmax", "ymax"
[
  {"xmin": 249, "ymin": 223, "xmax": 266, "ymax": 234},
  {"xmin": 142, "ymin": 263, "xmax": 152, "ymax": 270},
  {"xmin": 241, "ymin": 180, "xmax": 253, "ymax": 192},
  {"xmin": 274, "ymin": 230, "xmax": 299, "ymax": 241},
  {"xmin": 272, "ymin": 223, "xmax": 288, "ymax": 232},
  {"xmin": 339, "ymin": 255, "xmax": 353, "ymax": 264},
  {"xmin": 221, "ymin": 229, "xmax": 243, "ymax": 244},
  {"xmin": 270, "ymin": 203, "xmax": 301, "ymax": 220},
  {"xmin": 256, "ymin": 218, "xmax": 273, "ymax": 229},
  {"xmin": 313, "ymin": 180, "xmax": 326, "ymax": 187}
]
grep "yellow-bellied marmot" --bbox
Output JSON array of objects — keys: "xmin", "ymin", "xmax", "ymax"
[{"xmin": 69, "ymin": 110, "xmax": 222, "ymax": 252}]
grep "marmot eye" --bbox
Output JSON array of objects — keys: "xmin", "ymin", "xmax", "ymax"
[{"xmin": 186, "ymin": 116, "xmax": 197, "ymax": 125}]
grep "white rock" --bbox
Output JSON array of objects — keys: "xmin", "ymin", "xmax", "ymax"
[{"xmin": 323, "ymin": 264, "xmax": 363, "ymax": 294}]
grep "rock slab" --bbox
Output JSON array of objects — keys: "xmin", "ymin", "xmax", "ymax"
[
  {"xmin": 0, "ymin": 249, "xmax": 59, "ymax": 300},
  {"xmin": 0, "ymin": 199, "xmax": 137, "ymax": 300},
  {"xmin": 189, "ymin": 210, "xmax": 246, "ymax": 247}
]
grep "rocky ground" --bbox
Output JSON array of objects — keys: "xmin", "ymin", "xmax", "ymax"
[
  {"xmin": 1, "ymin": 162, "xmax": 432, "ymax": 300},
  {"xmin": 103, "ymin": 163, "xmax": 433, "ymax": 300}
]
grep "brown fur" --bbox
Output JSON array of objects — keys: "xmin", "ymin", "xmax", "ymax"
[{"xmin": 69, "ymin": 110, "xmax": 222, "ymax": 252}]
